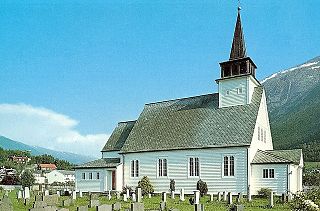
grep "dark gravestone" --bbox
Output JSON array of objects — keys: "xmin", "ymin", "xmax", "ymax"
[
  {"xmin": 194, "ymin": 204, "xmax": 204, "ymax": 211},
  {"xmin": 24, "ymin": 198, "xmax": 31, "ymax": 206},
  {"xmin": 42, "ymin": 194, "xmax": 59, "ymax": 206},
  {"xmin": 131, "ymin": 202, "xmax": 144, "ymax": 211},
  {"xmin": 0, "ymin": 202, "xmax": 13, "ymax": 211},
  {"xmin": 35, "ymin": 195, "xmax": 43, "ymax": 201}
]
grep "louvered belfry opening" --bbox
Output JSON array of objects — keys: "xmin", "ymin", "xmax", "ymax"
[{"xmin": 219, "ymin": 8, "xmax": 257, "ymax": 79}]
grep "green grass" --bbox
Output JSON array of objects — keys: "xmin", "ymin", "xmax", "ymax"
[{"xmin": 1, "ymin": 189, "xmax": 291, "ymax": 211}]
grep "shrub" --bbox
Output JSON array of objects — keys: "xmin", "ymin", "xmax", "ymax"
[
  {"xmin": 290, "ymin": 193, "xmax": 320, "ymax": 211},
  {"xmin": 20, "ymin": 170, "xmax": 35, "ymax": 188},
  {"xmin": 196, "ymin": 179, "xmax": 208, "ymax": 196},
  {"xmin": 257, "ymin": 188, "xmax": 272, "ymax": 198},
  {"xmin": 170, "ymin": 179, "xmax": 175, "ymax": 192},
  {"xmin": 137, "ymin": 176, "xmax": 154, "ymax": 195}
]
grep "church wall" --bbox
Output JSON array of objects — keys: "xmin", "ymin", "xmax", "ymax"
[
  {"xmin": 123, "ymin": 147, "xmax": 248, "ymax": 194},
  {"xmin": 251, "ymin": 164, "xmax": 287, "ymax": 195},
  {"xmin": 75, "ymin": 168, "xmax": 107, "ymax": 192},
  {"xmin": 218, "ymin": 76, "xmax": 248, "ymax": 108}
]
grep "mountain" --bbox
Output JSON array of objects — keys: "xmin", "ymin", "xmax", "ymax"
[
  {"xmin": 262, "ymin": 56, "xmax": 320, "ymax": 161},
  {"xmin": 0, "ymin": 136, "xmax": 96, "ymax": 164}
]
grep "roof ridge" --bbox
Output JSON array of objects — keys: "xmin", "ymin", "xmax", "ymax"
[
  {"xmin": 259, "ymin": 149, "xmax": 293, "ymax": 163},
  {"xmin": 145, "ymin": 93, "xmax": 218, "ymax": 106}
]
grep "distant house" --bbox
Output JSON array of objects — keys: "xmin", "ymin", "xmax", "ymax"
[
  {"xmin": 34, "ymin": 170, "xmax": 46, "ymax": 184},
  {"xmin": 9, "ymin": 156, "xmax": 30, "ymax": 164},
  {"xmin": 38, "ymin": 163, "xmax": 57, "ymax": 171},
  {"xmin": 46, "ymin": 170, "xmax": 75, "ymax": 184}
]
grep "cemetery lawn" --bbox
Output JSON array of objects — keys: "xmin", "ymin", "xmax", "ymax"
[{"xmin": 1, "ymin": 189, "xmax": 291, "ymax": 211}]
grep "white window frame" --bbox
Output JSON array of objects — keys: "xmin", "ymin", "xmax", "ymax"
[
  {"xmin": 188, "ymin": 157, "xmax": 200, "ymax": 178},
  {"xmin": 89, "ymin": 172, "xmax": 93, "ymax": 180},
  {"xmin": 130, "ymin": 160, "xmax": 139, "ymax": 178},
  {"xmin": 82, "ymin": 172, "xmax": 86, "ymax": 180},
  {"xmin": 222, "ymin": 155, "xmax": 235, "ymax": 178},
  {"xmin": 263, "ymin": 169, "xmax": 275, "ymax": 179},
  {"xmin": 157, "ymin": 157, "xmax": 168, "ymax": 178},
  {"xmin": 237, "ymin": 87, "xmax": 243, "ymax": 94},
  {"xmin": 96, "ymin": 172, "xmax": 100, "ymax": 180}
]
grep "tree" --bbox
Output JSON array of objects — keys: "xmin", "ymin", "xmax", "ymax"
[
  {"xmin": 137, "ymin": 176, "xmax": 154, "ymax": 195},
  {"xmin": 20, "ymin": 170, "xmax": 35, "ymax": 188}
]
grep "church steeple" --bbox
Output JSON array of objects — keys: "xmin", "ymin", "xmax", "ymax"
[
  {"xmin": 218, "ymin": 7, "xmax": 257, "ymax": 80},
  {"xmin": 230, "ymin": 8, "xmax": 246, "ymax": 60},
  {"xmin": 216, "ymin": 6, "xmax": 260, "ymax": 108}
]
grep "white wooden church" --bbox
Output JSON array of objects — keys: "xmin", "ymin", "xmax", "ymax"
[{"xmin": 75, "ymin": 8, "xmax": 303, "ymax": 195}]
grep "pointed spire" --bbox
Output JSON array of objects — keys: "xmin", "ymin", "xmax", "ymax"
[{"xmin": 229, "ymin": 7, "xmax": 247, "ymax": 60}]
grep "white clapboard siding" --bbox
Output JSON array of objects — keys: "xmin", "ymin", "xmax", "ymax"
[
  {"xmin": 75, "ymin": 169, "xmax": 107, "ymax": 192},
  {"xmin": 123, "ymin": 147, "xmax": 248, "ymax": 194},
  {"xmin": 251, "ymin": 164, "xmax": 287, "ymax": 195},
  {"xmin": 218, "ymin": 75, "xmax": 259, "ymax": 108}
]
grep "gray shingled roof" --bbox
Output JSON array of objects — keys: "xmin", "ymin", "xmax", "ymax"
[
  {"xmin": 74, "ymin": 158, "xmax": 121, "ymax": 169},
  {"xmin": 56, "ymin": 170, "xmax": 75, "ymax": 175},
  {"xmin": 252, "ymin": 149, "xmax": 302, "ymax": 165},
  {"xmin": 120, "ymin": 86, "xmax": 264, "ymax": 153},
  {"xmin": 101, "ymin": 121, "xmax": 136, "ymax": 152}
]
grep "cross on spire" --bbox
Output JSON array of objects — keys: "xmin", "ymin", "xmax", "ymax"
[{"xmin": 229, "ymin": 7, "xmax": 247, "ymax": 60}]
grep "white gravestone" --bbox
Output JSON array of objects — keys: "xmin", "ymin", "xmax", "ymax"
[
  {"xmin": 180, "ymin": 189, "xmax": 185, "ymax": 201},
  {"xmin": 193, "ymin": 190, "xmax": 200, "ymax": 205}
]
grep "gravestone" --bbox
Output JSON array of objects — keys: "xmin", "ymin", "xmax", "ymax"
[
  {"xmin": 281, "ymin": 193, "xmax": 288, "ymax": 203},
  {"xmin": 237, "ymin": 193, "xmax": 243, "ymax": 203},
  {"xmin": 223, "ymin": 191, "xmax": 227, "ymax": 201},
  {"xmin": 193, "ymin": 190, "xmax": 200, "ymax": 205},
  {"xmin": 77, "ymin": 205, "xmax": 88, "ymax": 211},
  {"xmin": 96, "ymin": 204, "xmax": 112, "ymax": 211},
  {"xmin": 269, "ymin": 191, "xmax": 274, "ymax": 208},
  {"xmin": 79, "ymin": 190, "xmax": 83, "ymax": 198},
  {"xmin": 180, "ymin": 189, "xmax": 185, "ymax": 201},
  {"xmin": 113, "ymin": 202, "xmax": 121, "ymax": 211},
  {"xmin": 148, "ymin": 193, "xmax": 151, "ymax": 199},
  {"xmin": 288, "ymin": 192, "xmax": 293, "ymax": 201},
  {"xmin": 35, "ymin": 195, "xmax": 42, "ymax": 201},
  {"xmin": 131, "ymin": 202, "xmax": 144, "ymax": 211},
  {"xmin": 217, "ymin": 192, "xmax": 221, "ymax": 201},
  {"xmin": 209, "ymin": 193, "xmax": 213, "ymax": 201},
  {"xmin": 89, "ymin": 199, "xmax": 100, "ymax": 208},
  {"xmin": 116, "ymin": 192, "xmax": 121, "ymax": 200},
  {"xmin": 132, "ymin": 193, "xmax": 136, "ymax": 202},
  {"xmin": 171, "ymin": 191, "xmax": 175, "ymax": 199},
  {"xmin": 136, "ymin": 188, "xmax": 142, "ymax": 202},
  {"xmin": 227, "ymin": 192, "xmax": 232, "ymax": 205},
  {"xmin": 33, "ymin": 201, "xmax": 47, "ymax": 208},
  {"xmin": 160, "ymin": 201, "xmax": 166, "ymax": 211},
  {"xmin": 232, "ymin": 204, "xmax": 244, "ymax": 211},
  {"xmin": 62, "ymin": 198, "xmax": 73, "ymax": 207},
  {"xmin": 24, "ymin": 187, "xmax": 30, "ymax": 199},
  {"xmin": 194, "ymin": 204, "xmax": 204, "ymax": 211},
  {"xmin": 42, "ymin": 194, "xmax": 59, "ymax": 206},
  {"xmin": 126, "ymin": 189, "xmax": 130, "ymax": 199},
  {"xmin": 161, "ymin": 192, "xmax": 167, "ymax": 202},
  {"xmin": 17, "ymin": 190, "xmax": 22, "ymax": 199},
  {"xmin": 0, "ymin": 201, "xmax": 13, "ymax": 211},
  {"xmin": 44, "ymin": 190, "xmax": 49, "ymax": 196},
  {"xmin": 72, "ymin": 191, "xmax": 77, "ymax": 200},
  {"xmin": 247, "ymin": 186, "xmax": 252, "ymax": 202},
  {"xmin": 24, "ymin": 198, "xmax": 30, "ymax": 206},
  {"xmin": 123, "ymin": 194, "xmax": 127, "ymax": 202},
  {"xmin": 56, "ymin": 191, "xmax": 60, "ymax": 196}
]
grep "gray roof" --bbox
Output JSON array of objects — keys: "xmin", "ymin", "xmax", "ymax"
[
  {"xmin": 56, "ymin": 170, "xmax": 75, "ymax": 175},
  {"xmin": 101, "ymin": 121, "xmax": 136, "ymax": 152},
  {"xmin": 252, "ymin": 149, "xmax": 302, "ymax": 165},
  {"xmin": 74, "ymin": 158, "xmax": 121, "ymax": 169},
  {"xmin": 120, "ymin": 86, "xmax": 263, "ymax": 153}
]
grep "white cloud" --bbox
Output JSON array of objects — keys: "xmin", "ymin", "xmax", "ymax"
[{"xmin": 0, "ymin": 104, "xmax": 109, "ymax": 157}]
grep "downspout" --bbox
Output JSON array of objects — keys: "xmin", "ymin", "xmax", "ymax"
[
  {"xmin": 122, "ymin": 154, "xmax": 125, "ymax": 189},
  {"xmin": 247, "ymin": 147, "xmax": 250, "ymax": 195},
  {"xmin": 286, "ymin": 164, "xmax": 289, "ymax": 193}
]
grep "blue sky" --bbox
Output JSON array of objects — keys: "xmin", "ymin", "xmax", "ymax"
[{"xmin": 0, "ymin": 1, "xmax": 319, "ymax": 156}]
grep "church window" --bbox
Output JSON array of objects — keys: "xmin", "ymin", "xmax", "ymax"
[
  {"xmin": 82, "ymin": 173, "xmax": 85, "ymax": 180},
  {"xmin": 131, "ymin": 160, "xmax": 139, "ymax": 177},
  {"xmin": 263, "ymin": 169, "xmax": 275, "ymax": 178},
  {"xmin": 158, "ymin": 158, "xmax": 168, "ymax": 177},
  {"xmin": 96, "ymin": 172, "xmax": 100, "ymax": 180},
  {"xmin": 223, "ymin": 156, "xmax": 235, "ymax": 177},
  {"xmin": 89, "ymin": 172, "xmax": 92, "ymax": 180},
  {"xmin": 264, "ymin": 130, "xmax": 266, "ymax": 143},
  {"xmin": 189, "ymin": 157, "xmax": 200, "ymax": 177},
  {"xmin": 260, "ymin": 128, "xmax": 263, "ymax": 141},
  {"xmin": 258, "ymin": 127, "xmax": 260, "ymax": 141}
]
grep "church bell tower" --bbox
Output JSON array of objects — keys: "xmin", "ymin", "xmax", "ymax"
[{"xmin": 216, "ymin": 7, "xmax": 260, "ymax": 108}]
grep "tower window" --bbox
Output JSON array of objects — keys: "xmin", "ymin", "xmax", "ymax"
[
  {"xmin": 237, "ymin": 88, "xmax": 243, "ymax": 94},
  {"xmin": 226, "ymin": 90, "xmax": 230, "ymax": 95}
]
